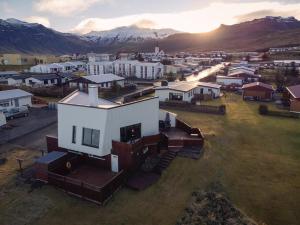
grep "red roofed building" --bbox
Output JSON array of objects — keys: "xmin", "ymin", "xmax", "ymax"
[
  {"xmin": 286, "ymin": 84, "xmax": 300, "ymax": 112},
  {"xmin": 242, "ymin": 82, "xmax": 274, "ymax": 101}
]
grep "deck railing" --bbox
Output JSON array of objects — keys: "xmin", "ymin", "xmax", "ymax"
[{"xmin": 48, "ymin": 169, "xmax": 126, "ymax": 204}]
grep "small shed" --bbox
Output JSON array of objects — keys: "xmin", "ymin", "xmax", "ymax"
[
  {"xmin": 35, "ymin": 151, "xmax": 68, "ymax": 182},
  {"xmin": 286, "ymin": 84, "xmax": 300, "ymax": 112},
  {"xmin": 242, "ymin": 82, "xmax": 274, "ymax": 101}
]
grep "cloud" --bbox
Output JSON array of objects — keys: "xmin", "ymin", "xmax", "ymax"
[
  {"xmin": 133, "ymin": 19, "xmax": 157, "ymax": 28},
  {"xmin": 72, "ymin": 1, "xmax": 300, "ymax": 34},
  {"xmin": 0, "ymin": 1, "xmax": 14, "ymax": 13},
  {"xmin": 34, "ymin": 0, "xmax": 109, "ymax": 17},
  {"xmin": 25, "ymin": 16, "xmax": 51, "ymax": 27},
  {"xmin": 235, "ymin": 9, "xmax": 299, "ymax": 22}
]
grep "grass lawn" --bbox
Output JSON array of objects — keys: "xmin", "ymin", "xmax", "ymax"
[{"xmin": 0, "ymin": 93, "xmax": 299, "ymax": 225}]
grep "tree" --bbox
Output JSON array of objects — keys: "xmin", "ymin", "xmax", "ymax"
[{"xmin": 289, "ymin": 62, "xmax": 299, "ymax": 77}]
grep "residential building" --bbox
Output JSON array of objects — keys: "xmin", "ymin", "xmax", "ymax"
[
  {"xmin": 0, "ymin": 71, "xmax": 19, "ymax": 84},
  {"xmin": 216, "ymin": 75, "xmax": 244, "ymax": 86},
  {"xmin": 87, "ymin": 60, "xmax": 164, "ymax": 80},
  {"xmin": 25, "ymin": 74, "xmax": 60, "ymax": 87},
  {"xmin": 242, "ymin": 82, "xmax": 274, "ymax": 101},
  {"xmin": 155, "ymin": 82, "xmax": 199, "ymax": 102},
  {"xmin": 0, "ymin": 89, "xmax": 32, "ymax": 110},
  {"xmin": 30, "ymin": 61, "xmax": 86, "ymax": 73},
  {"xmin": 7, "ymin": 74, "xmax": 31, "ymax": 86},
  {"xmin": 197, "ymin": 82, "xmax": 222, "ymax": 98},
  {"xmin": 286, "ymin": 84, "xmax": 300, "ymax": 113},
  {"xmin": 2, "ymin": 54, "xmax": 35, "ymax": 65},
  {"xmin": 69, "ymin": 74, "xmax": 125, "ymax": 90}
]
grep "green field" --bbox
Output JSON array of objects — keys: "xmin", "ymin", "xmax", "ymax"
[{"xmin": 0, "ymin": 93, "xmax": 299, "ymax": 225}]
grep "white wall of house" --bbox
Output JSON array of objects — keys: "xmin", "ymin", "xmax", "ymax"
[
  {"xmin": 57, "ymin": 97, "xmax": 159, "ymax": 157},
  {"xmin": 7, "ymin": 78, "xmax": 24, "ymax": 86},
  {"xmin": 25, "ymin": 77, "xmax": 58, "ymax": 87},
  {"xmin": 159, "ymin": 110, "xmax": 177, "ymax": 127},
  {"xmin": 196, "ymin": 86, "xmax": 221, "ymax": 97},
  {"xmin": 0, "ymin": 112, "xmax": 6, "ymax": 126},
  {"xmin": 155, "ymin": 89, "xmax": 195, "ymax": 102},
  {"xmin": 0, "ymin": 96, "xmax": 32, "ymax": 110},
  {"xmin": 87, "ymin": 60, "xmax": 164, "ymax": 79},
  {"xmin": 216, "ymin": 76, "xmax": 243, "ymax": 86}
]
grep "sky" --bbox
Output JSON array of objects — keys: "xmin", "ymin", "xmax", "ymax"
[{"xmin": 1, "ymin": 0, "xmax": 300, "ymax": 34}]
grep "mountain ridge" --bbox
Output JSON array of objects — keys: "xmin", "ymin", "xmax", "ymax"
[{"xmin": 0, "ymin": 16, "xmax": 300, "ymax": 54}]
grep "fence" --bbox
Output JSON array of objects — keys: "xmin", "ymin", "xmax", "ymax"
[
  {"xmin": 48, "ymin": 169, "xmax": 127, "ymax": 204},
  {"xmin": 159, "ymin": 101, "xmax": 226, "ymax": 115}
]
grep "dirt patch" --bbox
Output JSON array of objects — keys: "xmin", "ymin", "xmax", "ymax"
[{"xmin": 176, "ymin": 190, "xmax": 257, "ymax": 225}]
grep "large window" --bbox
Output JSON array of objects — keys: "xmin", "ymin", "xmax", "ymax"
[
  {"xmin": 169, "ymin": 93, "xmax": 183, "ymax": 101},
  {"xmin": 120, "ymin": 123, "xmax": 141, "ymax": 142},
  {"xmin": 82, "ymin": 128, "xmax": 100, "ymax": 148},
  {"xmin": 0, "ymin": 100, "xmax": 10, "ymax": 107}
]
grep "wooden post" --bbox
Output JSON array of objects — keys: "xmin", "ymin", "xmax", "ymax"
[{"xmin": 16, "ymin": 158, "xmax": 24, "ymax": 176}]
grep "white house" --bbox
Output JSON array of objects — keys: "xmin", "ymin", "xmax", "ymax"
[
  {"xmin": 57, "ymin": 86, "xmax": 161, "ymax": 158},
  {"xmin": 7, "ymin": 74, "xmax": 30, "ymax": 86},
  {"xmin": 0, "ymin": 89, "xmax": 32, "ymax": 110},
  {"xmin": 155, "ymin": 81, "xmax": 221, "ymax": 102},
  {"xmin": 155, "ymin": 81, "xmax": 199, "ymax": 102},
  {"xmin": 69, "ymin": 74, "xmax": 125, "ymax": 90},
  {"xmin": 216, "ymin": 75, "xmax": 244, "ymax": 86},
  {"xmin": 0, "ymin": 71, "xmax": 19, "ymax": 84},
  {"xmin": 25, "ymin": 74, "xmax": 60, "ymax": 87},
  {"xmin": 87, "ymin": 60, "xmax": 164, "ymax": 80},
  {"xmin": 30, "ymin": 61, "xmax": 86, "ymax": 73},
  {"xmin": 197, "ymin": 82, "xmax": 222, "ymax": 98}
]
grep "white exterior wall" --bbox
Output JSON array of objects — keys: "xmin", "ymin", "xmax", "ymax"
[
  {"xmin": 57, "ymin": 98, "xmax": 159, "ymax": 157},
  {"xmin": 7, "ymin": 78, "xmax": 24, "ymax": 86},
  {"xmin": 159, "ymin": 110, "xmax": 177, "ymax": 127},
  {"xmin": 216, "ymin": 77, "xmax": 243, "ymax": 86},
  {"xmin": 0, "ymin": 96, "xmax": 32, "ymax": 111},
  {"xmin": 155, "ymin": 89, "xmax": 195, "ymax": 102},
  {"xmin": 25, "ymin": 77, "xmax": 58, "ymax": 87},
  {"xmin": 0, "ymin": 112, "xmax": 6, "ymax": 126},
  {"xmin": 196, "ymin": 86, "xmax": 221, "ymax": 97}
]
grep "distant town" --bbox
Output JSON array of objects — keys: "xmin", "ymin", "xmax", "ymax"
[{"xmin": 1, "ymin": 9, "xmax": 300, "ymax": 225}]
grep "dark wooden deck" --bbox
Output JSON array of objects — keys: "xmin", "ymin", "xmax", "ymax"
[
  {"xmin": 67, "ymin": 165, "xmax": 117, "ymax": 187},
  {"xmin": 162, "ymin": 127, "xmax": 202, "ymax": 141}
]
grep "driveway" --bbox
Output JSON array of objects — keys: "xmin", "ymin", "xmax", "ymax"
[
  {"xmin": 0, "ymin": 122, "xmax": 57, "ymax": 154},
  {"xmin": 0, "ymin": 108, "xmax": 57, "ymax": 145}
]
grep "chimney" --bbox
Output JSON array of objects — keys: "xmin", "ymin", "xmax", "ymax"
[{"xmin": 88, "ymin": 85, "xmax": 98, "ymax": 107}]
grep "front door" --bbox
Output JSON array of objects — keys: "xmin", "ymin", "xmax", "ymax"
[{"xmin": 111, "ymin": 154, "xmax": 119, "ymax": 172}]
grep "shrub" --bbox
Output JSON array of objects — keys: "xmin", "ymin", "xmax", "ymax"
[{"xmin": 259, "ymin": 104, "xmax": 269, "ymax": 115}]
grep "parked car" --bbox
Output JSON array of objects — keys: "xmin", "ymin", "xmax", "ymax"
[{"xmin": 3, "ymin": 106, "xmax": 29, "ymax": 120}]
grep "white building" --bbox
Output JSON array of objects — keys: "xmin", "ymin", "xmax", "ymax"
[
  {"xmin": 30, "ymin": 61, "xmax": 86, "ymax": 73},
  {"xmin": 25, "ymin": 74, "xmax": 60, "ymax": 87},
  {"xmin": 155, "ymin": 81, "xmax": 222, "ymax": 102},
  {"xmin": 87, "ymin": 60, "xmax": 164, "ymax": 80},
  {"xmin": 69, "ymin": 74, "xmax": 125, "ymax": 89},
  {"xmin": 216, "ymin": 76, "xmax": 244, "ymax": 86},
  {"xmin": 155, "ymin": 82, "xmax": 199, "ymax": 102},
  {"xmin": 197, "ymin": 82, "xmax": 222, "ymax": 98},
  {"xmin": 57, "ymin": 86, "xmax": 161, "ymax": 158},
  {"xmin": 0, "ymin": 89, "xmax": 32, "ymax": 110}
]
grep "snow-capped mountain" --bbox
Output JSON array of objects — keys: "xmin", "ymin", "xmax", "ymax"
[
  {"xmin": 1, "ymin": 18, "xmax": 39, "ymax": 27},
  {"xmin": 81, "ymin": 25, "xmax": 180, "ymax": 43}
]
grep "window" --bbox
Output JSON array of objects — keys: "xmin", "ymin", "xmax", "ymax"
[
  {"xmin": 0, "ymin": 100, "xmax": 10, "ymax": 107},
  {"xmin": 120, "ymin": 123, "xmax": 141, "ymax": 142},
  {"xmin": 82, "ymin": 128, "xmax": 100, "ymax": 148},
  {"xmin": 72, "ymin": 126, "xmax": 76, "ymax": 144}
]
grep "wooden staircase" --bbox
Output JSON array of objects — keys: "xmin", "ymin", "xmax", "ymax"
[{"xmin": 155, "ymin": 150, "xmax": 177, "ymax": 174}]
